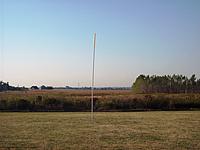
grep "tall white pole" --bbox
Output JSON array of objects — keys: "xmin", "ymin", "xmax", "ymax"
[{"xmin": 91, "ymin": 33, "xmax": 96, "ymax": 118}]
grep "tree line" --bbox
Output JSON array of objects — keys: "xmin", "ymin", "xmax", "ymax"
[
  {"xmin": 0, "ymin": 81, "xmax": 26, "ymax": 92},
  {"xmin": 132, "ymin": 74, "xmax": 200, "ymax": 93}
]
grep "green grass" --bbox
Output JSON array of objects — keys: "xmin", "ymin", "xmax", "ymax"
[{"xmin": 0, "ymin": 112, "xmax": 200, "ymax": 149}]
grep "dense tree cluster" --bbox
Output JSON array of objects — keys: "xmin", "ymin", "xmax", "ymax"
[
  {"xmin": 0, "ymin": 81, "xmax": 27, "ymax": 92},
  {"xmin": 41, "ymin": 85, "xmax": 53, "ymax": 90},
  {"xmin": 0, "ymin": 81, "xmax": 10, "ymax": 91},
  {"xmin": 30, "ymin": 85, "xmax": 53, "ymax": 90},
  {"xmin": 132, "ymin": 74, "xmax": 200, "ymax": 93}
]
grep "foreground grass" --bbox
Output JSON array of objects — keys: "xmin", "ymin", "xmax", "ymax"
[{"xmin": 0, "ymin": 112, "xmax": 200, "ymax": 149}]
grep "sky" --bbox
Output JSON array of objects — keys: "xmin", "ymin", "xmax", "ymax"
[{"xmin": 0, "ymin": 0, "xmax": 200, "ymax": 87}]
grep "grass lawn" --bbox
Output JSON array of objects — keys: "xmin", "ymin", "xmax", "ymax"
[{"xmin": 0, "ymin": 111, "xmax": 200, "ymax": 149}]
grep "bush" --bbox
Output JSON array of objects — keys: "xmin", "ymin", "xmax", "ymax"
[
  {"xmin": 63, "ymin": 101, "xmax": 74, "ymax": 111},
  {"xmin": 7, "ymin": 100, "xmax": 17, "ymax": 110},
  {"xmin": 0, "ymin": 100, "xmax": 7, "ymax": 110},
  {"xmin": 31, "ymin": 96, "xmax": 44, "ymax": 111},
  {"xmin": 16, "ymin": 99, "xmax": 31, "ymax": 110},
  {"xmin": 1, "ymin": 92, "xmax": 200, "ymax": 112},
  {"xmin": 43, "ymin": 98, "xmax": 63, "ymax": 111}
]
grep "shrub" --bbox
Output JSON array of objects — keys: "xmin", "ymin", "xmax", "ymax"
[
  {"xmin": 16, "ymin": 99, "xmax": 31, "ymax": 110},
  {"xmin": 43, "ymin": 98, "xmax": 63, "ymax": 111},
  {"xmin": 1, "ymin": 91, "xmax": 200, "ymax": 111},
  {"xmin": 0, "ymin": 100, "xmax": 7, "ymax": 110},
  {"xmin": 63, "ymin": 101, "xmax": 74, "ymax": 111},
  {"xmin": 7, "ymin": 100, "xmax": 17, "ymax": 110}
]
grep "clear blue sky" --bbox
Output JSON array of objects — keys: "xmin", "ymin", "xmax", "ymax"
[{"xmin": 0, "ymin": 0, "xmax": 200, "ymax": 87}]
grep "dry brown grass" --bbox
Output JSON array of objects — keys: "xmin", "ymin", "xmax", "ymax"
[{"xmin": 0, "ymin": 111, "xmax": 200, "ymax": 149}]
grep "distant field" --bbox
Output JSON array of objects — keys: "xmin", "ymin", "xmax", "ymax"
[
  {"xmin": 0, "ymin": 89, "xmax": 132, "ymax": 97},
  {"xmin": 0, "ymin": 111, "xmax": 200, "ymax": 149}
]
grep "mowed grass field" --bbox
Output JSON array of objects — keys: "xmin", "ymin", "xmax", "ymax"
[{"xmin": 0, "ymin": 111, "xmax": 200, "ymax": 149}]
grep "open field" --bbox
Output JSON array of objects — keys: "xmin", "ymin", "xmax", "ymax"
[
  {"xmin": 0, "ymin": 111, "xmax": 200, "ymax": 149},
  {"xmin": 0, "ymin": 89, "xmax": 132, "ymax": 98}
]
